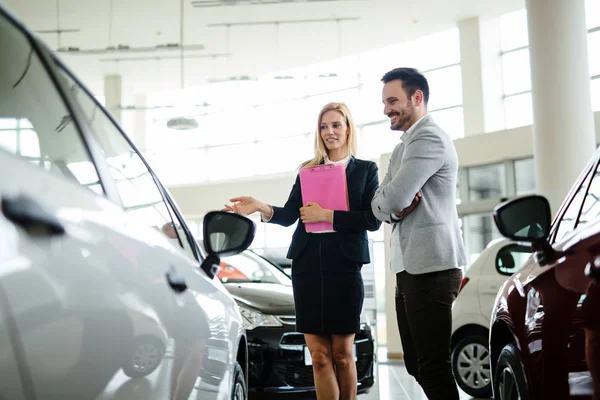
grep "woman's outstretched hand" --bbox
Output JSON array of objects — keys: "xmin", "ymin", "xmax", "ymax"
[{"xmin": 224, "ymin": 196, "xmax": 270, "ymax": 217}]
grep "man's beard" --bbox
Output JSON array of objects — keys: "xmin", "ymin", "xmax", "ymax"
[{"xmin": 390, "ymin": 102, "xmax": 414, "ymax": 131}]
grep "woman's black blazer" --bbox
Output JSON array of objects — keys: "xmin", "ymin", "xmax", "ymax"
[{"xmin": 269, "ymin": 157, "xmax": 382, "ymax": 264}]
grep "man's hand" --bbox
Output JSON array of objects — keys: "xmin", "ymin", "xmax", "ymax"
[{"xmin": 395, "ymin": 191, "xmax": 422, "ymax": 218}]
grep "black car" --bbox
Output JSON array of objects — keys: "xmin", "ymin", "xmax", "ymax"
[{"xmin": 216, "ymin": 249, "xmax": 376, "ymax": 395}]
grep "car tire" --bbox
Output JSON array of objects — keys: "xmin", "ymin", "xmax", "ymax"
[
  {"xmin": 493, "ymin": 342, "xmax": 529, "ymax": 400},
  {"xmin": 451, "ymin": 334, "xmax": 492, "ymax": 398},
  {"xmin": 231, "ymin": 361, "xmax": 247, "ymax": 400},
  {"xmin": 122, "ymin": 336, "xmax": 165, "ymax": 379}
]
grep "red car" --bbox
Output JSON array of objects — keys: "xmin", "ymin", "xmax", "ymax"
[{"xmin": 489, "ymin": 150, "xmax": 600, "ymax": 400}]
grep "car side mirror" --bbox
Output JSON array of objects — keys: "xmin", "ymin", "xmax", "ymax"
[
  {"xmin": 493, "ymin": 195, "xmax": 551, "ymax": 242},
  {"xmin": 200, "ymin": 211, "xmax": 256, "ymax": 278}
]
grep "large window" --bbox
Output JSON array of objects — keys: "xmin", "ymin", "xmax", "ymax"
[
  {"xmin": 514, "ymin": 158, "xmax": 536, "ymax": 195},
  {"xmin": 143, "ymin": 28, "xmax": 462, "ymax": 185},
  {"xmin": 463, "ymin": 213, "xmax": 503, "ymax": 264},
  {"xmin": 499, "ymin": 4, "xmax": 600, "ymax": 129},
  {"xmin": 468, "ymin": 163, "xmax": 506, "ymax": 201}
]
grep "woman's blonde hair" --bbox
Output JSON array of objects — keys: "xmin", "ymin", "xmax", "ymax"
[{"xmin": 300, "ymin": 102, "xmax": 358, "ymax": 169}]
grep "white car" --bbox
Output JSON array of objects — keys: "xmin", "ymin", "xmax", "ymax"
[
  {"xmin": 0, "ymin": 5, "xmax": 254, "ymax": 400},
  {"xmin": 450, "ymin": 238, "xmax": 531, "ymax": 398}
]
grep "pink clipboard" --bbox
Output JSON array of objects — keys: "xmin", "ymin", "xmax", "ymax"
[{"xmin": 299, "ymin": 163, "xmax": 349, "ymax": 233}]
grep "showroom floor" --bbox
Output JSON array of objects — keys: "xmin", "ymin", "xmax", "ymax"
[{"xmin": 270, "ymin": 347, "xmax": 487, "ymax": 400}]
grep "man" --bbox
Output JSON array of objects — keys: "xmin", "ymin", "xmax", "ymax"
[{"xmin": 371, "ymin": 67, "xmax": 466, "ymax": 399}]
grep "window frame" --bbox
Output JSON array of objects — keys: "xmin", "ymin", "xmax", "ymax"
[
  {"xmin": 548, "ymin": 153, "xmax": 600, "ymax": 245},
  {"xmin": 52, "ymin": 59, "xmax": 203, "ymax": 263}
]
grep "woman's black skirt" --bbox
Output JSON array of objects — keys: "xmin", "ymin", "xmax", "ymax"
[{"xmin": 291, "ymin": 233, "xmax": 364, "ymax": 334}]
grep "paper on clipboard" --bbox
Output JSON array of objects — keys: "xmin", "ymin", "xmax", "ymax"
[{"xmin": 299, "ymin": 163, "xmax": 349, "ymax": 233}]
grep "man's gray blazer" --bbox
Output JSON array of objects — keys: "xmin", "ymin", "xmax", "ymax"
[{"xmin": 371, "ymin": 115, "xmax": 466, "ymax": 274}]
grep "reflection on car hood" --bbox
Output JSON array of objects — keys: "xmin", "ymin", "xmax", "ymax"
[{"xmin": 223, "ymin": 282, "xmax": 295, "ymax": 315}]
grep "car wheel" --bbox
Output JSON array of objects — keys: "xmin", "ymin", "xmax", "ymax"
[
  {"xmin": 232, "ymin": 361, "xmax": 247, "ymax": 400},
  {"xmin": 451, "ymin": 334, "xmax": 492, "ymax": 398},
  {"xmin": 122, "ymin": 337, "xmax": 164, "ymax": 378},
  {"xmin": 493, "ymin": 342, "xmax": 529, "ymax": 400}
]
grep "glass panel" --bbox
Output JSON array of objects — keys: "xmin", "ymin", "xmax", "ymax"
[
  {"xmin": 254, "ymin": 99, "xmax": 311, "ymax": 141},
  {"xmin": 592, "ymin": 77, "xmax": 600, "ymax": 112},
  {"xmin": 0, "ymin": 118, "xmax": 17, "ymax": 129},
  {"xmin": 504, "ymin": 92, "xmax": 533, "ymax": 129},
  {"xmin": 413, "ymin": 28, "xmax": 461, "ymax": 71},
  {"xmin": 424, "ymin": 65, "xmax": 463, "ymax": 111},
  {"xmin": 555, "ymin": 168, "xmax": 593, "ymax": 243},
  {"xmin": 255, "ymin": 135, "xmax": 312, "ymax": 175},
  {"xmin": 20, "ymin": 129, "xmax": 40, "ymax": 157},
  {"xmin": 589, "ymin": 30, "xmax": 600, "ymax": 77},
  {"xmin": 463, "ymin": 213, "xmax": 503, "ymax": 265},
  {"xmin": 577, "ymin": 164, "xmax": 600, "ymax": 230},
  {"xmin": 218, "ymin": 252, "xmax": 290, "ymax": 285},
  {"xmin": 207, "ymin": 143, "xmax": 256, "ymax": 181},
  {"xmin": 58, "ymin": 67, "xmax": 198, "ymax": 259},
  {"xmin": 586, "ymin": 0, "xmax": 600, "ymax": 30},
  {"xmin": 356, "ymin": 83, "xmax": 386, "ymax": 125},
  {"xmin": 202, "ymin": 108, "xmax": 254, "ymax": 146},
  {"xmin": 358, "ymin": 123, "xmax": 401, "ymax": 160},
  {"xmin": 145, "ymin": 148, "xmax": 209, "ymax": 186},
  {"xmin": 500, "ymin": 9, "xmax": 529, "ymax": 51},
  {"xmin": 468, "ymin": 163, "xmax": 506, "ymax": 200},
  {"xmin": 0, "ymin": 130, "xmax": 17, "ymax": 154},
  {"xmin": 429, "ymin": 107, "xmax": 464, "ymax": 140},
  {"xmin": 501, "ymin": 48, "xmax": 531, "ymax": 95},
  {"xmin": 0, "ymin": 17, "xmax": 101, "ymax": 191},
  {"xmin": 515, "ymin": 158, "xmax": 536, "ymax": 196}
]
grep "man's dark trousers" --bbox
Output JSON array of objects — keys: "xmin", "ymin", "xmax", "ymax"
[{"xmin": 395, "ymin": 268, "xmax": 463, "ymax": 399}]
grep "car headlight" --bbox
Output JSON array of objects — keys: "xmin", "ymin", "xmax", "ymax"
[{"xmin": 238, "ymin": 305, "xmax": 282, "ymax": 330}]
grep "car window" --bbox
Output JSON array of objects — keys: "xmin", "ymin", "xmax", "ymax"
[
  {"xmin": 57, "ymin": 67, "xmax": 198, "ymax": 260},
  {"xmin": 496, "ymin": 244, "xmax": 532, "ymax": 276},
  {"xmin": 553, "ymin": 167, "xmax": 594, "ymax": 243},
  {"xmin": 218, "ymin": 252, "xmax": 291, "ymax": 285},
  {"xmin": 0, "ymin": 16, "xmax": 102, "ymax": 194},
  {"xmin": 576, "ymin": 164, "xmax": 600, "ymax": 230}
]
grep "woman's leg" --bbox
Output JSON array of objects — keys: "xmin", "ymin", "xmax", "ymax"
[
  {"xmin": 304, "ymin": 333, "xmax": 339, "ymax": 400},
  {"xmin": 331, "ymin": 334, "xmax": 357, "ymax": 400}
]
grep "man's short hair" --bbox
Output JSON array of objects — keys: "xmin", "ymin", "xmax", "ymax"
[{"xmin": 381, "ymin": 67, "xmax": 430, "ymax": 106}]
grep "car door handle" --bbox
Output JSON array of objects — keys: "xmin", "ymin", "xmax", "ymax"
[
  {"xmin": 166, "ymin": 271, "xmax": 187, "ymax": 293},
  {"xmin": 1, "ymin": 194, "xmax": 65, "ymax": 235}
]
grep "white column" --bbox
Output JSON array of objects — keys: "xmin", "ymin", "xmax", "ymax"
[
  {"xmin": 459, "ymin": 17, "xmax": 506, "ymax": 136},
  {"xmin": 378, "ymin": 153, "xmax": 403, "ymax": 359},
  {"xmin": 459, "ymin": 18, "xmax": 485, "ymax": 136},
  {"xmin": 526, "ymin": 0, "xmax": 596, "ymax": 214},
  {"xmin": 104, "ymin": 74, "xmax": 122, "ymax": 125}
]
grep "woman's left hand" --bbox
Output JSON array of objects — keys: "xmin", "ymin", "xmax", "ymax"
[{"xmin": 299, "ymin": 202, "xmax": 333, "ymax": 224}]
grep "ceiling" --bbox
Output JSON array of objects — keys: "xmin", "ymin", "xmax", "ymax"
[{"xmin": 2, "ymin": 0, "xmax": 524, "ymax": 100}]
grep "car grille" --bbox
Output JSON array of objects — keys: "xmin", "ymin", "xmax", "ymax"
[{"xmin": 272, "ymin": 355, "xmax": 373, "ymax": 387}]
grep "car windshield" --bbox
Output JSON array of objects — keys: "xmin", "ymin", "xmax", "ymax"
[{"xmin": 218, "ymin": 251, "xmax": 291, "ymax": 285}]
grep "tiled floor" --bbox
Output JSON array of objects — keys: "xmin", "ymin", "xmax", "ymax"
[{"xmin": 278, "ymin": 347, "xmax": 490, "ymax": 400}]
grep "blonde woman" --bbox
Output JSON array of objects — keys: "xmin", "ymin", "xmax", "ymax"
[{"xmin": 224, "ymin": 103, "xmax": 381, "ymax": 400}]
